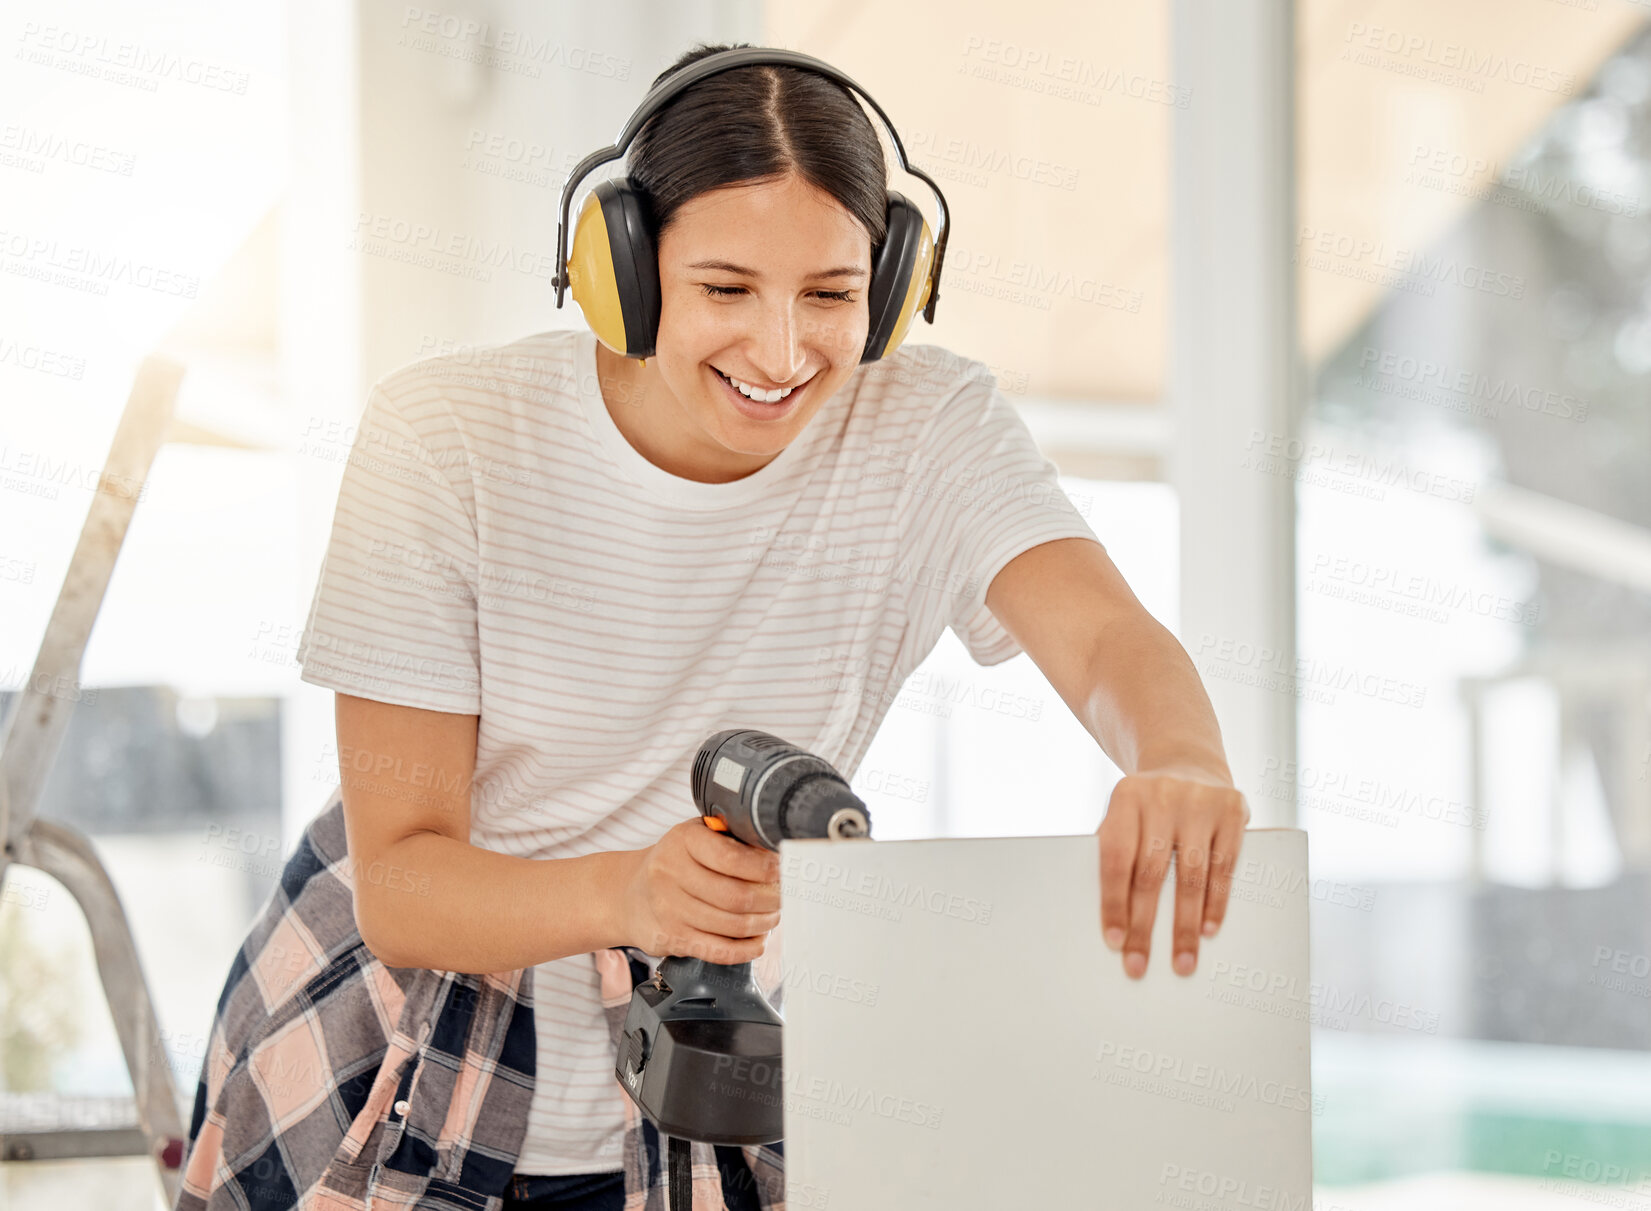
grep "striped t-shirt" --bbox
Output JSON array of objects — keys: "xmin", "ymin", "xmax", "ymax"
[{"xmin": 294, "ymin": 325, "xmax": 1101, "ymax": 1174}]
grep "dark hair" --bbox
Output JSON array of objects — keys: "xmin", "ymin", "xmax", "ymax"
[{"xmin": 628, "ymin": 41, "xmax": 889, "ymax": 250}]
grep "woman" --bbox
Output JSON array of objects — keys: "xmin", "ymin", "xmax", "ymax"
[{"xmin": 177, "ymin": 39, "xmax": 1246, "ymax": 1211}]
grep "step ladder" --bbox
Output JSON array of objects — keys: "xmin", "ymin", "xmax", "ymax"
[{"xmin": 0, "ymin": 356, "xmax": 190, "ymax": 1208}]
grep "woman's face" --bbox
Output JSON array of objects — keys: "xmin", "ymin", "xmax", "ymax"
[{"xmin": 638, "ymin": 171, "xmax": 873, "ymax": 476}]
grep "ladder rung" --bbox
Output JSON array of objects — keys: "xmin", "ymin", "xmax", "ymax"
[{"xmin": 1, "ymin": 1126, "xmax": 152, "ymax": 1162}]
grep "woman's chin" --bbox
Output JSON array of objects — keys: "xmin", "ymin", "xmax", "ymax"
[{"xmin": 709, "ymin": 423, "xmax": 790, "ymax": 460}]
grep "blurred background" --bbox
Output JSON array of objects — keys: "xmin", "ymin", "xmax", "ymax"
[{"xmin": 2, "ymin": 0, "xmax": 1649, "ymax": 1207}]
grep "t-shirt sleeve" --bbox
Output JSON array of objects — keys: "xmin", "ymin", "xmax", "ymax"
[
  {"xmin": 296, "ymin": 381, "xmax": 483, "ymax": 714},
  {"xmin": 895, "ymin": 373, "xmax": 1103, "ymax": 667}
]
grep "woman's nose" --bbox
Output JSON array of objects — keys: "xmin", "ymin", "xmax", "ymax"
[{"xmin": 749, "ymin": 305, "xmax": 806, "ymax": 385}]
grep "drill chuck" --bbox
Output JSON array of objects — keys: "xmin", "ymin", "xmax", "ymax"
[{"xmin": 690, "ymin": 728, "xmax": 872, "ymax": 850}]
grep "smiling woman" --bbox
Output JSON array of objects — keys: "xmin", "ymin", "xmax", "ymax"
[
  {"xmin": 176, "ymin": 39, "xmax": 1158, "ymax": 1211},
  {"xmin": 583, "ymin": 43, "xmax": 895, "ymax": 484},
  {"xmin": 592, "ymin": 171, "xmax": 871, "ymax": 479}
]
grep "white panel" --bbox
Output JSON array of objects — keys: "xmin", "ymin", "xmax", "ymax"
[{"xmin": 778, "ymin": 828, "xmax": 1313, "ymax": 1208}]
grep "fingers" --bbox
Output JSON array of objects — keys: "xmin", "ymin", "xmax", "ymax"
[
  {"xmin": 1170, "ymin": 828, "xmax": 1211, "ymax": 977},
  {"xmin": 676, "ymin": 858, "xmax": 781, "ymax": 934},
  {"xmin": 1097, "ymin": 799, "xmax": 1138, "ymax": 952},
  {"xmin": 1100, "ymin": 776, "xmax": 1250, "ymax": 980},
  {"xmin": 644, "ymin": 867, "xmax": 778, "ymax": 965},
  {"xmin": 1123, "ymin": 810, "xmax": 1173, "ymax": 980},
  {"xmin": 671, "ymin": 927, "xmax": 770, "ymax": 967},
  {"xmin": 678, "ymin": 894, "xmax": 780, "ymax": 947},
  {"xmin": 684, "ymin": 817, "xmax": 781, "ymax": 883},
  {"xmin": 1203, "ymin": 799, "xmax": 1249, "ymax": 937},
  {"xmin": 644, "ymin": 819, "xmax": 782, "ymax": 964}
]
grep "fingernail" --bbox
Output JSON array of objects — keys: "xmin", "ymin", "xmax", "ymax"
[
  {"xmin": 1202, "ymin": 920, "xmax": 1218, "ymax": 937},
  {"xmin": 1174, "ymin": 951, "xmax": 1196, "ymax": 976},
  {"xmin": 1104, "ymin": 927, "xmax": 1125, "ymax": 951},
  {"xmin": 1124, "ymin": 951, "xmax": 1146, "ymax": 979}
]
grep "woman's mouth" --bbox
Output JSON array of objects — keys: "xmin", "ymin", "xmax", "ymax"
[{"xmin": 711, "ymin": 366, "xmax": 811, "ymax": 420}]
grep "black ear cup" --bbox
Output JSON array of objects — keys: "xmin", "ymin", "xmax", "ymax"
[
  {"xmin": 861, "ymin": 192, "xmax": 933, "ymax": 364},
  {"xmin": 595, "ymin": 177, "xmax": 662, "ymax": 358}
]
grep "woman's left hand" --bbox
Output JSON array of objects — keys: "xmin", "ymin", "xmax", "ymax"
[{"xmin": 1096, "ymin": 765, "xmax": 1250, "ymax": 979}]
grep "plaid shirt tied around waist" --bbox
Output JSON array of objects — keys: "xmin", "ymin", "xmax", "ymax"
[{"xmin": 175, "ymin": 789, "xmax": 787, "ymax": 1210}]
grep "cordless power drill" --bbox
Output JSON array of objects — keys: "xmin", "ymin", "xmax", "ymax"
[{"xmin": 616, "ymin": 728, "xmax": 872, "ymax": 1147}]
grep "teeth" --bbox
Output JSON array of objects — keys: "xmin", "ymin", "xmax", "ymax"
[{"xmin": 720, "ymin": 370, "xmax": 793, "ymax": 403}]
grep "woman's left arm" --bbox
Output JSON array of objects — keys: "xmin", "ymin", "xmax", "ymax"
[{"xmin": 982, "ymin": 537, "xmax": 1251, "ymax": 981}]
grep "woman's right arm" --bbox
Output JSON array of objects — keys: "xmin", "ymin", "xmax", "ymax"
[{"xmin": 335, "ymin": 692, "xmax": 780, "ymax": 975}]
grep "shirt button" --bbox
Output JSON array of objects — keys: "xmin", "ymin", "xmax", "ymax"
[{"xmin": 394, "ymin": 1099, "xmax": 410, "ymax": 1116}]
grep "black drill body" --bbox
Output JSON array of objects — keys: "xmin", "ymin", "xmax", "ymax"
[{"xmin": 615, "ymin": 728, "xmax": 871, "ymax": 1145}]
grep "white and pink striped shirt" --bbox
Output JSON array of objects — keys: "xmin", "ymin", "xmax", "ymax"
[{"xmin": 296, "ymin": 325, "xmax": 1100, "ymax": 1174}]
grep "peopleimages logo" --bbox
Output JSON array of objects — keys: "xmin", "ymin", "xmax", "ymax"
[
  {"xmin": 959, "ymin": 35, "xmax": 1193, "ymax": 108},
  {"xmin": 1241, "ymin": 429, "xmax": 1478, "ymax": 505},
  {"xmin": 396, "ymin": 8, "xmax": 630, "ymax": 80},
  {"xmin": 1305, "ymin": 549, "xmax": 1543, "ymax": 627},
  {"xmin": 1405, "ymin": 143, "xmax": 1641, "ymax": 218},
  {"xmin": 1093, "ymin": 1041, "xmax": 1317, "ymax": 1114},
  {"xmin": 1193, "ymin": 632, "xmax": 1429, "ymax": 710},
  {"xmin": 1294, "ymin": 225, "xmax": 1525, "ymax": 299},
  {"xmin": 0, "ymin": 228, "xmax": 200, "ymax": 298},
  {"xmin": 1206, "ymin": 960, "xmax": 1441, "ymax": 1034},
  {"xmin": 1536, "ymin": 1149, "xmax": 1651, "ymax": 1200},
  {"xmin": 781, "ymin": 852, "xmax": 994, "ymax": 926},
  {"xmin": 1158, "ymin": 1164, "xmax": 1315, "ymax": 1211},
  {"xmin": 348, "ymin": 212, "xmax": 559, "ymax": 282},
  {"xmin": 1589, "ymin": 945, "xmax": 1651, "ymax": 1000},
  {"xmin": 16, "ymin": 22, "xmax": 252, "ymax": 93},
  {"xmin": 0, "ymin": 123, "xmax": 138, "ymax": 176},
  {"xmin": 907, "ymin": 128, "xmax": 1081, "ymax": 192},
  {"xmin": 1357, "ymin": 345, "xmax": 1588, "ymax": 422},
  {"xmin": 1260, "ymin": 757, "xmax": 1485, "ymax": 832},
  {"xmin": 708, "ymin": 1055, "xmax": 945, "ymax": 1130},
  {"xmin": 0, "ymin": 335, "xmax": 87, "ymax": 379},
  {"xmin": 941, "ymin": 242, "xmax": 1145, "ymax": 311},
  {"xmin": 1340, "ymin": 23, "xmax": 1575, "ymax": 95}
]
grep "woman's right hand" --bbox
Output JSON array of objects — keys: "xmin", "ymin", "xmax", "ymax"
[{"xmin": 616, "ymin": 818, "xmax": 782, "ymax": 965}]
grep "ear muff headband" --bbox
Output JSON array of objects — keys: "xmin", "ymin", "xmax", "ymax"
[{"xmin": 552, "ymin": 47, "xmax": 950, "ymax": 364}]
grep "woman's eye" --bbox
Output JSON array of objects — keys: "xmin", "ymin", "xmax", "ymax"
[{"xmin": 696, "ymin": 284, "xmax": 855, "ymax": 303}]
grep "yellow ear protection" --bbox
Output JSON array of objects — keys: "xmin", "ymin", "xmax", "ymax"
[{"xmin": 552, "ymin": 46, "xmax": 951, "ymax": 365}]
